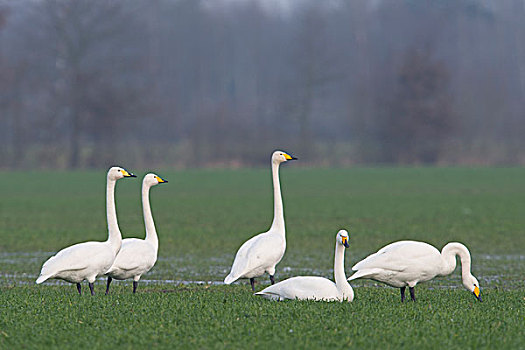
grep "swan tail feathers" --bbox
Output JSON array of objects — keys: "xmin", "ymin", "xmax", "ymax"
[
  {"xmin": 254, "ymin": 291, "xmax": 282, "ymax": 301},
  {"xmin": 348, "ymin": 268, "xmax": 383, "ymax": 281},
  {"xmin": 352, "ymin": 260, "xmax": 372, "ymax": 271},
  {"xmin": 224, "ymin": 274, "xmax": 238, "ymax": 284},
  {"xmin": 36, "ymin": 275, "xmax": 51, "ymax": 284}
]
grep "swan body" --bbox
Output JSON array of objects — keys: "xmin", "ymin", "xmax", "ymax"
[
  {"xmin": 349, "ymin": 240, "xmax": 482, "ymax": 302},
  {"xmin": 105, "ymin": 239, "xmax": 157, "ymax": 281},
  {"xmin": 256, "ymin": 230, "xmax": 354, "ymax": 302},
  {"xmin": 225, "ymin": 232, "xmax": 286, "ymax": 282},
  {"xmin": 36, "ymin": 241, "xmax": 119, "ymax": 284},
  {"xmin": 105, "ymin": 173, "xmax": 167, "ymax": 294},
  {"xmin": 36, "ymin": 167, "xmax": 136, "ymax": 295},
  {"xmin": 224, "ymin": 150, "xmax": 296, "ymax": 290}
]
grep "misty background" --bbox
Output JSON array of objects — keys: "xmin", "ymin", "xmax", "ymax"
[{"xmin": 1, "ymin": 0, "xmax": 524, "ymax": 169}]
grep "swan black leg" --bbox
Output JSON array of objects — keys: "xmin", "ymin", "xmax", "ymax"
[
  {"xmin": 270, "ymin": 275, "xmax": 275, "ymax": 285},
  {"xmin": 105, "ymin": 277, "xmax": 112, "ymax": 295},
  {"xmin": 250, "ymin": 278, "xmax": 255, "ymax": 292},
  {"xmin": 133, "ymin": 281, "xmax": 138, "ymax": 293},
  {"xmin": 409, "ymin": 287, "xmax": 416, "ymax": 302},
  {"xmin": 76, "ymin": 283, "xmax": 82, "ymax": 295},
  {"xmin": 400, "ymin": 286, "xmax": 406, "ymax": 302},
  {"xmin": 89, "ymin": 282, "xmax": 95, "ymax": 296}
]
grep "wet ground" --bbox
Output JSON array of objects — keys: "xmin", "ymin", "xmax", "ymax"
[{"xmin": 2, "ymin": 251, "xmax": 523, "ymax": 290}]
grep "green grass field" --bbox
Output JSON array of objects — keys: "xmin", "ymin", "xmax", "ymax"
[{"xmin": 1, "ymin": 167, "xmax": 524, "ymax": 349}]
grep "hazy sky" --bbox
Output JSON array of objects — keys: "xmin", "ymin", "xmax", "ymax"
[{"xmin": 201, "ymin": 0, "xmax": 350, "ymax": 16}]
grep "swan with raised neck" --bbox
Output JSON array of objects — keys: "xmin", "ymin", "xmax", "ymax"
[
  {"xmin": 333, "ymin": 231, "xmax": 354, "ymax": 300},
  {"xmin": 105, "ymin": 173, "xmax": 168, "ymax": 294},
  {"xmin": 256, "ymin": 229, "xmax": 354, "ymax": 302},
  {"xmin": 224, "ymin": 150, "xmax": 297, "ymax": 290},
  {"xmin": 36, "ymin": 166, "xmax": 135, "ymax": 295}
]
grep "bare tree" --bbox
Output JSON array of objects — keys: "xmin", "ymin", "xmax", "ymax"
[
  {"xmin": 379, "ymin": 48, "xmax": 454, "ymax": 163},
  {"xmin": 40, "ymin": 0, "xmax": 149, "ymax": 168},
  {"xmin": 0, "ymin": 8, "xmax": 32, "ymax": 167},
  {"xmin": 1, "ymin": 0, "xmax": 524, "ymax": 168}
]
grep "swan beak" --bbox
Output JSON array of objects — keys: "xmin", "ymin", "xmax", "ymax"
[
  {"xmin": 122, "ymin": 169, "xmax": 136, "ymax": 178},
  {"xmin": 473, "ymin": 286, "xmax": 482, "ymax": 302},
  {"xmin": 284, "ymin": 153, "xmax": 298, "ymax": 161},
  {"xmin": 155, "ymin": 176, "xmax": 168, "ymax": 183},
  {"xmin": 342, "ymin": 236, "xmax": 349, "ymax": 248}
]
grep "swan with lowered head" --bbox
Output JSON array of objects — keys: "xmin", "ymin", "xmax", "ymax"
[
  {"xmin": 255, "ymin": 229, "xmax": 354, "ymax": 302},
  {"xmin": 105, "ymin": 173, "xmax": 168, "ymax": 294},
  {"xmin": 36, "ymin": 166, "xmax": 136, "ymax": 295},
  {"xmin": 348, "ymin": 241, "xmax": 482, "ymax": 302},
  {"xmin": 224, "ymin": 150, "xmax": 297, "ymax": 291}
]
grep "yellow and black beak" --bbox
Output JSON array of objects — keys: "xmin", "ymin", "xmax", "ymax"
[
  {"xmin": 283, "ymin": 153, "xmax": 298, "ymax": 161},
  {"xmin": 121, "ymin": 169, "xmax": 136, "ymax": 178},
  {"xmin": 473, "ymin": 286, "xmax": 482, "ymax": 302},
  {"xmin": 155, "ymin": 176, "xmax": 168, "ymax": 184},
  {"xmin": 342, "ymin": 236, "xmax": 350, "ymax": 248}
]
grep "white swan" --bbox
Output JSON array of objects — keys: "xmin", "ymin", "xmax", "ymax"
[
  {"xmin": 348, "ymin": 241, "xmax": 482, "ymax": 302},
  {"xmin": 255, "ymin": 229, "xmax": 354, "ymax": 302},
  {"xmin": 36, "ymin": 166, "xmax": 136, "ymax": 295},
  {"xmin": 105, "ymin": 173, "xmax": 167, "ymax": 294},
  {"xmin": 224, "ymin": 150, "xmax": 297, "ymax": 291}
]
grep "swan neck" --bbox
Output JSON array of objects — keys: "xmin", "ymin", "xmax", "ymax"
[
  {"xmin": 441, "ymin": 243, "xmax": 472, "ymax": 280},
  {"xmin": 270, "ymin": 161, "xmax": 285, "ymax": 232},
  {"xmin": 334, "ymin": 242, "xmax": 354, "ymax": 301},
  {"xmin": 106, "ymin": 177, "xmax": 122, "ymax": 254},
  {"xmin": 143, "ymin": 182, "xmax": 158, "ymax": 251}
]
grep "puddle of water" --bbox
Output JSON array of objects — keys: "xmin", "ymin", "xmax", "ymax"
[{"xmin": 1, "ymin": 252, "xmax": 523, "ymax": 289}]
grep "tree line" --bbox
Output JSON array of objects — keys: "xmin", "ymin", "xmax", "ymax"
[{"xmin": 1, "ymin": 0, "xmax": 524, "ymax": 169}]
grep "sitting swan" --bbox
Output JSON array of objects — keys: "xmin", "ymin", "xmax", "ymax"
[
  {"xmin": 105, "ymin": 173, "xmax": 168, "ymax": 294},
  {"xmin": 255, "ymin": 229, "xmax": 354, "ymax": 302},
  {"xmin": 224, "ymin": 150, "xmax": 297, "ymax": 291},
  {"xmin": 348, "ymin": 241, "xmax": 482, "ymax": 302},
  {"xmin": 36, "ymin": 166, "xmax": 136, "ymax": 295}
]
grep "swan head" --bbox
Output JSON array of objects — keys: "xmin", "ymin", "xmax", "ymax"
[
  {"xmin": 463, "ymin": 275, "xmax": 482, "ymax": 302},
  {"xmin": 108, "ymin": 166, "xmax": 136, "ymax": 180},
  {"xmin": 143, "ymin": 173, "xmax": 168, "ymax": 187},
  {"xmin": 272, "ymin": 150, "xmax": 297, "ymax": 164},
  {"xmin": 337, "ymin": 229, "xmax": 350, "ymax": 248}
]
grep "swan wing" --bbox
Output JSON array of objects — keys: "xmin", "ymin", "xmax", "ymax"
[
  {"xmin": 348, "ymin": 268, "xmax": 389, "ymax": 281},
  {"xmin": 225, "ymin": 232, "xmax": 284, "ymax": 283},
  {"xmin": 352, "ymin": 241, "xmax": 438, "ymax": 272},
  {"xmin": 108, "ymin": 238, "xmax": 156, "ymax": 272},
  {"xmin": 255, "ymin": 276, "xmax": 339, "ymax": 301},
  {"xmin": 37, "ymin": 242, "xmax": 110, "ymax": 281}
]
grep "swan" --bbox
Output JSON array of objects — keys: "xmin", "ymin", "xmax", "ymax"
[
  {"xmin": 36, "ymin": 166, "xmax": 136, "ymax": 295},
  {"xmin": 105, "ymin": 173, "xmax": 168, "ymax": 294},
  {"xmin": 348, "ymin": 241, "xmax": 482, "ymax": 302},
  {"xmin": 255, "ymin": 229, "xmax": 354, "ymax": 302},
  {"xmin": 224, "ymin": 150, "xmax": 297, "ymax": 291}
]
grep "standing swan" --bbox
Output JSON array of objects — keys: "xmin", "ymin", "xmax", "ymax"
[
  {"xmin": 224, "ymin": 150, "xmax": 297, "ymax": 291},
  {"xmin": 36, "ymin": 167, "xmax": 136, "ymax": 295},
  {"xmin": 105, "ymin": 173, "xmax": 168, "ymax": 294},
  {"xmin": 348, "ymin": 241, "xmax": 482, "ymax": 302},
  {"xmin": 255, "ymin": 229, "xmax": 354, "ymax": 302}
]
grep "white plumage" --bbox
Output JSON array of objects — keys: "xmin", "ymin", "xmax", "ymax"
[
  {"xmin": 256, "ymin": 229, "xmax": 354, "ymax": 302},
  {"xmin": 105, "ymin": 173, "xmax": 167, "ymax": 294},
  {"xmin": 36, "ymin": 166, "xmax": 136, "ymax": 295},
  {"xmin": 224, "ymin": 150, "xmax": 296, "ymax": 290},
  {"xmin": 348, "ymin": 240, "xmax": 482, "ymax": 302}
]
